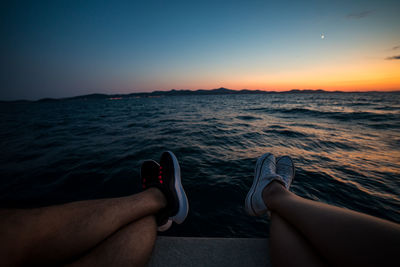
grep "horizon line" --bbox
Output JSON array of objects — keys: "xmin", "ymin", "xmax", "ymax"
[{"xmin": 2, "ymin": 87, "xmax": 400, "ymax": 102}]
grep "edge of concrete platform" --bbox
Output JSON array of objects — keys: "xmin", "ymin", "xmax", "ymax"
[{"xmin": 148, "ymin": 237, "xmax": 271, "ymax": 267}]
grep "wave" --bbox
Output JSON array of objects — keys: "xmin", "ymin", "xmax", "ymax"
[
  {"xmin": 264, "ymin": 129, "xmax": 310, "ymax": 138},
  {"xmin": 248, "ymin": 107, "xmax": 398, "ymax": 122},
  {"xmin": 236, "ymin": 115, "xmax": 262, "ymax": 121}
]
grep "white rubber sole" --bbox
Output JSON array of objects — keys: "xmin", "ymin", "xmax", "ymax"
[
  {"xmin": 157, "ymin": 219, "xmax": 172, "ymax": 232},
  {"xmin": 245, "ymin": 153, "xmax": 272, "ymax": 216},
  {"xmin": 168, "ymin": 151, "xmax": 189, "ymax": 224}
]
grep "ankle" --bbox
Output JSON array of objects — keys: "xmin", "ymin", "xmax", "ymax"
[{"xmin": 262, "ymin": 181, "xmax": 287, "ymax": 210}]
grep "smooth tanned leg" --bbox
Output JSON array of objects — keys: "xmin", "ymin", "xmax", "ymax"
[
  {"xmin": 263, "ymin": 181, "xmax": 400, "ymax": 267},
  {"xmin": 0, "ymin": 188, "xmax": 166, "ymax": 265},
  {"xmin": 270, "ymin": 213, "xmax": 327, "ymax": 267}
]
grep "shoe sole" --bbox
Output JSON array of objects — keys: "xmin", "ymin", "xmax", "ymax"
[
  {"xmin": 167, "ymin": 151, "xmax": 189, "ymax": 224},
  {"xmin": 157, "ymin": 219, "xmax": 172, "ymax": 232},
  {"xmin": 245, "ymin": 153, "xmax": 272, "ymax": 216}
]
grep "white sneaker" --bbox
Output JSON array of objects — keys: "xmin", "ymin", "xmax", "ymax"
[
  {"xmin": 245, "ymin": 153, "xmax": 284, "ymax": 216},
  {"xmin": 276, "ymin": 156, "xmax": 295, "ymax": 188}
]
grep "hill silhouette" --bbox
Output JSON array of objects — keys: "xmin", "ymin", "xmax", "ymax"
[{"xmin": 2, "ymin": 88, "xmax": 398, "ymax": 103}]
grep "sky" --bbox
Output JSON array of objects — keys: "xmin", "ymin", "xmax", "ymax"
[{"xmin": 1, "ymin": 0, "xmax": 399, "ymax": 100}]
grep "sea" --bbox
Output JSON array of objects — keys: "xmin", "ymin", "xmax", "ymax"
[{"xmin": 0, "ymin": 92, "xmax": 399, "ymax": 237}]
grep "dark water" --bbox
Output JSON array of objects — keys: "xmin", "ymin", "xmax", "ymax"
[{"xmin": 1, "ymin": 93, "xmax": 399, "ymax": 237}]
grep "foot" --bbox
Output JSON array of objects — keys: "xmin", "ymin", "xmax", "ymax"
[
  {"xmin": 262, "ymin": 156, "xmax": 295, "ymax": 211},
  {"xmin": 140, "ymin": 152, "xmax": 189, "ymax": 230},
  {"xmin": 245, "ymin": 153, "xmax": 287, "ymax": 216},
  {"xmin": 275, "ymin": 156, "xmax": 295, "ymax": 188},
  {"xmin": 140, "ymin": 160, "xmax": 173, "ymax": 231}
]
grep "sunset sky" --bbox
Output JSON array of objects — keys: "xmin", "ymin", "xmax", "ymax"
[{"xmin": 1, "ymin": 0, "xmax": 399, "ymax": 100}]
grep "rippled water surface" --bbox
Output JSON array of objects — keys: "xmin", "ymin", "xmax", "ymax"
[{"xmin": 1, "ymin": 93, "xmax": 399, "ymax": 237}]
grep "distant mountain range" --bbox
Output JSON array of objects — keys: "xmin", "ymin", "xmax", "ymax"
[
  {"xmin": 34, "ymin": 88, "xmax": 327, "ymax": 102},
  {"xmin": 2, "ymin": 88, "xmax": 399, "ymax": 102}
]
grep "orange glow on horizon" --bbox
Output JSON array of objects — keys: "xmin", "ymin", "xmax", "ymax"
[{"xmin": 164, "ymin": 59, "xmax": 400, "ymax": 92}]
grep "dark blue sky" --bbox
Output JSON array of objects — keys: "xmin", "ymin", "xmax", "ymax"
[{"xmin": 1, "ymin": 0, "xmax": 399, "ymax": 100}]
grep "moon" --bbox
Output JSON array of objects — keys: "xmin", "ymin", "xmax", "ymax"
[{"xmin": 321, "ymin": 33, "xmax": 325, "ymax": 39}]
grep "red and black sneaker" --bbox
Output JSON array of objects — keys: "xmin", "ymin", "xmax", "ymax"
[
  {"xmin": 140, "ymin": 152, "xmax": 189, "ymax": 230},
  {"xmin": 140, "ymin": 159, "xmax": 172, "ymax": 231}
]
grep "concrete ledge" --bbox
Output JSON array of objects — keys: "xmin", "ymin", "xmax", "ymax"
[{"xmin": 148, "ymin": 237, "xmax": 271, "ymax": 267}]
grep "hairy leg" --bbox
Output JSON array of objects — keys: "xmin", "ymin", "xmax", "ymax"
[
  {"xmin": 67, "ymin": 216, "xmax": 157, "ymax": 267},
  {"xmin": 0, "ymin": 188, "xmax": 165, "ymax": 265},
  {"xmin": 264, "ymin": 181, "xmax": 400, "ymax": 267},
  {"xmin": 270, "ymin": 213, "xmax": 327, "ymax": 267}
]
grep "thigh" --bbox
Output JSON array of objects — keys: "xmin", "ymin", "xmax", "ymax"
[{"xmin": 270, "ymin": 213, "xmax": 327, "ymax": 267}]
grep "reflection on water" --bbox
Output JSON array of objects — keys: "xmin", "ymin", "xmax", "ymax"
[{"xmin": 0, "ymin": 92, "xmax": 399, "ymax": 237}]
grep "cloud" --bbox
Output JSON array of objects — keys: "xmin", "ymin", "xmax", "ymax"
[
  {"xmin": 346, "ymin": 10, "xmax": 373, "ymax": 19},
  {"xmin": 386, "ymin": 55, "xmax": 400, "ymax": 60},
  {"xmin": 392, "ymin": 45, "xmax": 400, "ymax": 50}
]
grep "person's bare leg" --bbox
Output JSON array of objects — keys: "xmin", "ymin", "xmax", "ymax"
[
  {"xmin": 0, "ymin": 188, "xmax": 166, "ymax": 265},
  {"xmin": 264, "ymin": 181, "xmax": 400, "ymax": 267},
  {"xmin": 270, "ymin": 212, "xmax": 327, "ymax": 267},
  {"xmin": 67, "ymin": 216, "xmax": 157, "ymax": 267}
]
